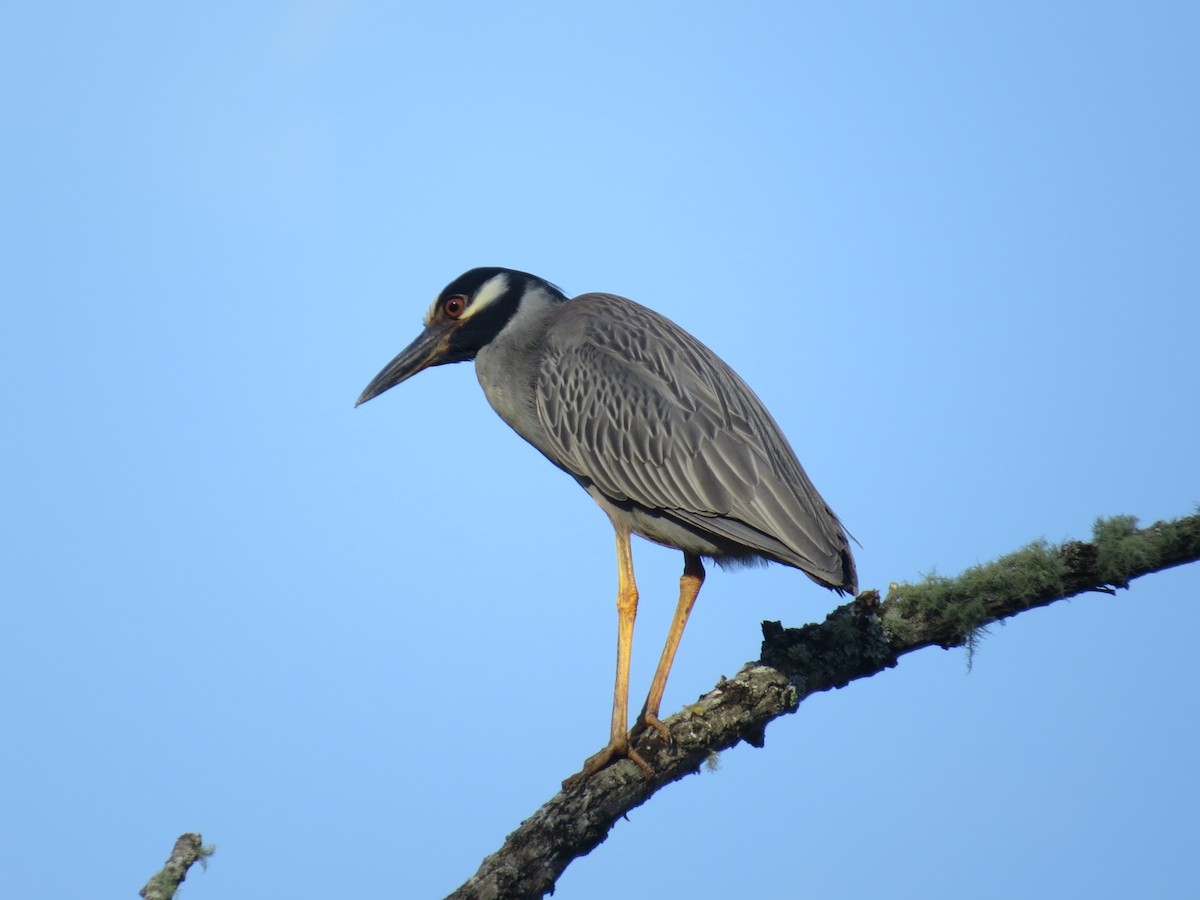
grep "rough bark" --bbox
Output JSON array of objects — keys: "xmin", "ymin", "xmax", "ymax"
[
  {"xmin": 140, "ymin": 833, "xmax": 212, "ymax": 900},
  {"xmin": 447, "ymin": 513, "xmax": 1200, "ymax": 900}
]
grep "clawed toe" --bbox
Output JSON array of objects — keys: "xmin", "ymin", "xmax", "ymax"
[
  {"xmin": 629, "ymin": 712, "xmax": 672, "ymax": 744},
  {"xmin": 562, "ymin": 737, "xmax": 653, "ymax": 790}
]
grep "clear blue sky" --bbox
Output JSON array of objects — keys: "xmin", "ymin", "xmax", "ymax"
[{"xmin": 3, "ymin": 3, "xmax": 1198, "ymax": 898}]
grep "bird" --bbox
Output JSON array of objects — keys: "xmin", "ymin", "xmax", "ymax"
[{"xmin": 356, "ymin": 267, "xmax": 857, "ymax": 787}]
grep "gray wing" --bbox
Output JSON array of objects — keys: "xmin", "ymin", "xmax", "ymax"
[{"xmin": 533, "ymin": 293, "xmax": 855, "ymax": 592}]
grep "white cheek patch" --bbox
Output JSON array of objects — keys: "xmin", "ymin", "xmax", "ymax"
[{"xmin": 459, "ymin": 273, "xmax": 510, "ymax": 322}]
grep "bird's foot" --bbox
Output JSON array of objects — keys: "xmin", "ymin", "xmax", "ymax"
[
  {"xmin": 629, "ymin": 711, "xmax": 672, "ymax": 744},
  {"xmin": 561, "ymin": 736, "xmax": 653, "ymax": 790}
]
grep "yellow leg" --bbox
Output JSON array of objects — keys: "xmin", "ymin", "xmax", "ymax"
[
  {"xmin": 562, "ymin": 528, "xmax": 653, "ymax": 789},
  {"xmin": 631, "ymin": 552, "xmax": 705, "ymax": 742}
]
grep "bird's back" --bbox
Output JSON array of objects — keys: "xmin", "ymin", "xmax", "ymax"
[{"xmin": 532, "ymin": 293, "xmax": 856, "ymax": 593}]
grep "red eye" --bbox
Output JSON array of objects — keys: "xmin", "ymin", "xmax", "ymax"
[{"xmin": 443, "ymin": 295, "xmax": 467, "ymax": 319}]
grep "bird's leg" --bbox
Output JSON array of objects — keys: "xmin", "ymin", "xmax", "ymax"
[
  {"xmin": 631, "ymin": 552, "xmax": 705, "ymax": 743},
  {"xmin": 562, "ymin": 528, "xmax": 653, "ymax": 789}
]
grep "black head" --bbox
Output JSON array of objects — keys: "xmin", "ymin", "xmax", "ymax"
[{"xmin": 355, "ymin": 267, "xmax": 564, "ymax": 407}]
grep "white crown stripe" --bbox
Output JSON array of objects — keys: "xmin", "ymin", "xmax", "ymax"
[{"xmin": 458, "ymin": 273, "xmax": 510, "ymax": 322}]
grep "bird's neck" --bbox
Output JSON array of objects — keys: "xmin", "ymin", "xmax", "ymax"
[
  {"xmin": 489, "ymin": 284, "xmax": 565, "ymax": 353},
  {"xmin": 473, "ymin": 286, "xmax": 565, "ymax": 440}
]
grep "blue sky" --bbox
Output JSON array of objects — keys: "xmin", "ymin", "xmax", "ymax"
[{"xmin": 3, "ymin": 3, "xmax": 1198, "ymax": 898}]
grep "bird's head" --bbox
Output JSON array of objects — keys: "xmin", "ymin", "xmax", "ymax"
[{"xmin": 355, "ymin": 267, "xmax": 564, "ymax": 406}]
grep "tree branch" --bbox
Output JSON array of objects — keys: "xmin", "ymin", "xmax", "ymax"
[
  {"xmin": 447, "ymin": 513, "xmax": 1200, "ymax": 899},
  {"xmin": 140, "ymin": 833, "xmax": 213, "ymax": 900}
]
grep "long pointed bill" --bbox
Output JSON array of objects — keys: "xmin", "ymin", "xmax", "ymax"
[{"xmin": 355, "ymin": 322, "xmax": 454, "ymax": 407}]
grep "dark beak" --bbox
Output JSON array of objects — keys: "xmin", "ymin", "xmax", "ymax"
[{"xmin": 355, "ymin": 321, "xmax": 454, "ymax": 407}]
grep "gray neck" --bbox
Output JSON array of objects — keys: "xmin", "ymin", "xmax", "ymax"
[{"xmin": 473, "ymin": 285, "xmax": 565, "ymax": 445}]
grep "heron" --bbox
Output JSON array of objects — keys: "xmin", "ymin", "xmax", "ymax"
[{"xmin": 356, "ymin": 267, "xmax": 856, "ymax": 787}]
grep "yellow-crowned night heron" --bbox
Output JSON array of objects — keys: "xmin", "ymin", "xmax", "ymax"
[{"xmin": 356, "ymin": 267, "xmax": 856, "ymax": 787}]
